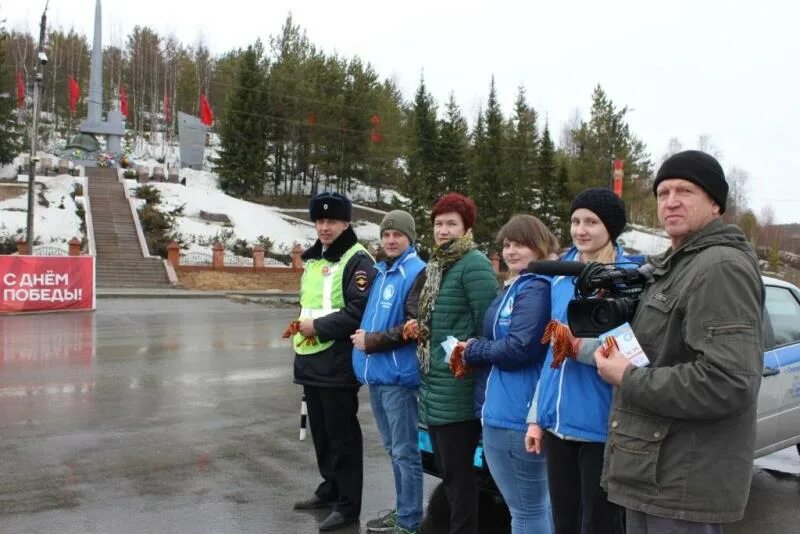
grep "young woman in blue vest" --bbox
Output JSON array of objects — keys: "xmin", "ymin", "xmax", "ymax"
[
  {"xmin": 351, "ymin": 210, "xmax": 426, "ymax": 534},
  {"xmin": 414, "ymin": 192, "xmax": 498, "ymax": 534},
  {"xmin": 458, "ymin": 214, "xmax": 558, "ymax": 534},
  {"xmin": 527, "ymin": 188, "xmax": 628, "ymax": 534}
]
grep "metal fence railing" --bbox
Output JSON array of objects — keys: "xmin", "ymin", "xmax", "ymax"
[
  {"xmin": 177, "ymin": 249, "xmax": 292, "ymax": 269},
  {"xmin": 31, "ymin": 245, "xmax": 69, "ymax": 256},
  {"xmin": 265, "ymin": 257, "xmax": 288, "ymax": 267},
  {"xmin": 181, "ymin": 252, "xmax": 213, "ymax": 265},
  {"xmin": 224, "ymin": 254, "xmax": 254, "ymax": 267}
]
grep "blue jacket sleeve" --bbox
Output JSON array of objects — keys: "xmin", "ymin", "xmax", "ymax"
[{"xmin": 464, "ymin": 278, "xmax": 551, "ymax": 371}]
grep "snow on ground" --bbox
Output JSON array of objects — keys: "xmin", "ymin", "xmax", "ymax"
[
  {"xmin": 0, "ymin": 164, "xmax": 16, "ymax": 180},
  {"xmin": 351, "ymin": 220, "xmax": 381, "ymax": 242},
  {"xmin": 129, "ymin": 169, "xmax": 384, "ymax": 254},
  {"xmin": 348, "ymin": 181, "xmax": 409, "ymax": 205},
  {"xmin": 118, "ymin": 139, "xmax": 400, "ymax": 251},
  {"xmin": 2, "ymin": 149, "xmax": 386, "ymax": 256},
  {"xmin": 619, "ymin": 224, "xmax": 671, "ymax": 256},
  {"xmin": 0, "ymin": 174, "xmax": 83, "ymax": 245},
  {"xmin": 129, "ymin": 178, "xmax": 317, "ymax": 253}
]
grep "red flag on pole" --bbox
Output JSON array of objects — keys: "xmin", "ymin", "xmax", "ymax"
[
  {"xmin": 163, "ymin": 93, "xmax": 171, "ymax": 124},
  {"xmin": 68, "ymin": 77, "xmax": 80, "ymax": 113},
  {"xmin": 120, "ymin": 85, "xmax": 128, "ymax": 117},
  {"xmin": 199, "ymin": 92, "xmax": 213, "ymax": 126},
  {"xmin": 612, "ymin": 159, "xmax": 624, "ymax": 197},
  {"xmin": 370, "ymin": 113, "xmax": 382, "ymax": 144},
  {"xmin": 16, "ymin": 71, "xmax": 25, "ymax": 108}
]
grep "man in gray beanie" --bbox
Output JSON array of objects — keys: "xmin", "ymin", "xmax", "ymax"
[
  {"xmin": 595, "ymin": 150, "xmax": 763, "ymax": 533},
  {"xmin": 351, "ymin": 209, "xmax": 427, "ymax": 534}
]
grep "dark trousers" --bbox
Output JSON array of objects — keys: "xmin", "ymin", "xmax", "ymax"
[
  {"xmin": 428, "ymin": 419, "xmax": 482, "ymax": 534},
  {"xmin": 543, "ymin": 432, "xmax": 624, "ymax": 534},
  {"xmin": 304, "ymin": 385, "xmax": 363, "ymax": 518}
]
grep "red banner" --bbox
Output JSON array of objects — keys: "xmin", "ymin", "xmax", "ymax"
[
  {"xmin": 613, "ymin": 159, "xmax": 624, "ymax": 197},
  {"xmin": 69, "ymin": 76, "xmax": 80, "ymax": 113},
  {"xmin": 0, "ymin": 256, "xmax": 95, "ymax": 314},
  {"xmin": 120, "ymin": 85, "xmax": 128, "ymax": 117},
  {"xmin": 17, "ymin": 70, "xmax": 25, "ymax": 108},
  {"xmin": 199, "ymin": 92, "xmax": 214, "ymax": 126}
]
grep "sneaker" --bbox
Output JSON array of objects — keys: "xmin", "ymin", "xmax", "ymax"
[{"xmin": 366, "ymin": 509, "xmax": 397, "ymax": 532}]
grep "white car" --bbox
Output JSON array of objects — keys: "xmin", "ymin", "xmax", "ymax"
[{"xmin": 755, "ymin": 276, "xmax": 800, "ymax": 457}]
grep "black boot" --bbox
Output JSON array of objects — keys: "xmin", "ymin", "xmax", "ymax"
[{"xmin": 294, "ymin": 495, "xmax": 334, "ymax": 510}]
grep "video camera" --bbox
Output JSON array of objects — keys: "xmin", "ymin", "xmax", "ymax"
[{"xmin": 529, "ymin": 260, "xmax": 654, "ymax": 337}]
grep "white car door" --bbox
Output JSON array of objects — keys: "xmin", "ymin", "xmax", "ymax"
[{"xmin": 755, "ymin": 280, "xmax": 800, "ymax": 457}]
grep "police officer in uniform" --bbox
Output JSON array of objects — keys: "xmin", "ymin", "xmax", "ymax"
[{"xmin": 292, "ymin": 192, "xmax": 376, "ymax": 532}]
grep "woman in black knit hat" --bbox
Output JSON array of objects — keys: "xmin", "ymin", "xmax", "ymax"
[{"xmin": 525, "ymin": 187, "xmax": 630, "ymax": 534}]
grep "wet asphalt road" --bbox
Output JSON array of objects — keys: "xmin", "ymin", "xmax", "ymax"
[{"xmin": 0, "ymin": 298, "xmax": 798, "ymax": 534}]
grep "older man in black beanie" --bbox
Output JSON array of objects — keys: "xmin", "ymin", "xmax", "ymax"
[
  {"xmin": 595, "ymin": 150, "xmax": 764, "ymax": 534},
  {"xmin": 291, "ymin": 192, "xmax": 376, "ymax": 532}
]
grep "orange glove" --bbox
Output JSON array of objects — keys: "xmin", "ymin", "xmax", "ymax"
[
  {"xmin": 542, "ymin": 320, "xmax": 580, "ymax": 369},
  {"xmin": 449, "ymin": 342, "xmax": 470, "ymax": 379}
]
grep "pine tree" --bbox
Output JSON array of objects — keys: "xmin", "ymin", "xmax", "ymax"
[
  {"xmin": 312, "ymin": 55, "xmax": 348, "ymax": 193},
  {"xmin": 568, "ymin": 85, "xmax": 652, "ymax": 197},
  {"xmin": 339, "ymin": 57, "xmax": 379, "ymax": 192},
  {"xmin": 365, "ymin": 79, "xmax": 406, "ymax": 206},
  {"xmin": 470, "ymin": 77, "xmax": 505, "ymax": 248},
  {"xmin": 0, "ymin": 29, "xmax": 22, "ymax": 165},
  {"xmin": 268, "ymin": 14, "xmax": 310, "ymax": 196},
  {"xmin": 468, "ymin": 107, "xmax": 485, "ymax": 210},
  {"xmin": 537, "ymin": 123, "xmax": 557, "ymax": 228},
  {"xmin": 553, "ymin": 158, "xmax": 572, "ymax": 243},
  {"xmin": 438, "ymin": 92, "xmax": 469, "ymax": 194},
  {"xmin": 215, "ymin": 42, "xmax": 269, "ymax": 197},
  {"xmin": 507, "ymin": 86, "xmax": 538, "ymax": 214},
  {"xmin": 403, "ymin": 75, "xmax": 439, "ymax": 249},
  {"xmin": 565, "ymin": 85, "xmax": 654, "ymax": 233}
]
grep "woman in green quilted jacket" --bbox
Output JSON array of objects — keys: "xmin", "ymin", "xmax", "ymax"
[{"xmin": 413, "ymin": 192, "xmax": 498, "ymax": 534}]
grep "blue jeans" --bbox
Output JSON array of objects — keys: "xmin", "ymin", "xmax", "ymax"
[
  {"xmin": 483, "ymin": 425, "xmax": 553, "ymax": 534},
  {"xmin": 369, "ymin": 384, "xmax": 423, "ymax": 530}
]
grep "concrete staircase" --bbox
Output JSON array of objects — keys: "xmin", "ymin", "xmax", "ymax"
[{"xmin": 85, "ymin": 167, "xmax": 171, "ymax": 288}]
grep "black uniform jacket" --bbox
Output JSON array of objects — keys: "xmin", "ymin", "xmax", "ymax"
[{"xmin": 293, "ymin": 226, "xmax": 376, "ymax": 387}]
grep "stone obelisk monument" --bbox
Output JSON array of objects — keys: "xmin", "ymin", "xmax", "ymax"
[{"xmin": 78, "ymin": 0, "xmax": 124, "ymax": 156}]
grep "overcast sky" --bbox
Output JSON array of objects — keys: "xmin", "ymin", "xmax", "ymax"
[{"xmin": 5, "ymin": 0, "xmax": 799, "ymax": 223}]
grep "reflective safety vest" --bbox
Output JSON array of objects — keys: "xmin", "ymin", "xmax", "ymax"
[{"xmin": 294, "ymin": 242, "xmax": 370, "ymax": 355}]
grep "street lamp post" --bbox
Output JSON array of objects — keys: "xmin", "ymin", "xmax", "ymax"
[{"xmin": 25, "ymin": 4, "xmax": 48, "ymax": 255}]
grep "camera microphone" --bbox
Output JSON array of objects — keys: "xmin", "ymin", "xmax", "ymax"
[
  {"xmin": 529, "ymin": 260, "xmax": 654, "ymax": 294},
  {"xmin": 528, "ymin": 260, "xmax": 587, "ymax": 278}
]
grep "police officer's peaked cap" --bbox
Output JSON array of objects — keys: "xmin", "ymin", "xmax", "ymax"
[{"xmin": 309, "ymin": 192, "xmax": 352, "ymax": 222}]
